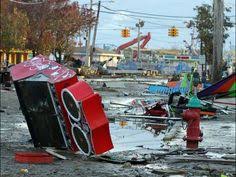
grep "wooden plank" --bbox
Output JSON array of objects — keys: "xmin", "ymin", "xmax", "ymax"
[
  {"xmin": 151, "ymin": 169, "xmax": 187, "ymax": 175},
  {"xmin": 110, "ymin": 114, "xmax": 182, "ymax": 121},
  {"xmin": 200, "ymin": 111, "xmax": 216, "ymax": 116},
  {"xmin": 202, "ymin": 100, "xmax": 235, "ymax": 111},
  {"xmin": 213, "ymin": 100, "xmax": 236, "ymax": 106},
  {"xmin": 110, "ymin": 102, "xmax": 133, "ymax": 108},
  {"xmin": 165, "ymin": 156, "xmax": 236, "ymax": 164},
  {"xmin": 45, "ymin": 148, "xmax": 67, "ymax": 160}
]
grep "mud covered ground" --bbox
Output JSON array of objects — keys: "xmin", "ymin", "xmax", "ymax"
[{"xmin": 1, "ymin": 78, "xmax": 235, "ymax": 177}]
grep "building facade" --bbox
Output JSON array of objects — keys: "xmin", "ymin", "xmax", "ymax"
[
  {"xmin": 72, "ymin": 47, "xmax": 123, "ymax": 68},
  {"xmin": 0, "ymin": 49, "xmax": 32, "ymax": 69}
]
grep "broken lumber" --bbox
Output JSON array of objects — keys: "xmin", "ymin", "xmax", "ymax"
[
  {"xmin": 110, "ymin": 114, "xmax": 182, "ymax": 121},
  {"xmin": 164, "ymin": 156, "xmax": 236, "ymax": 164},
  {"xmin": 110, "ymin": 102, "xmax": 133, "ymax": 108},
  {"xmin": 202, "ymin": 100, "xmax": 235, "ymax": 112},
  {"xmin": 151, "ymin": 168, "xmax": 187, "ymax": 175},
  {"xmin": 45, "ymin": 148, "xmax": 67, "ymax": 160}
]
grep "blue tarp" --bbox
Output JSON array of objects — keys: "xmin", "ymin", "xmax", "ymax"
[
  {"xmin": 117, "ymin": 60, "xmax": 137, "ymax": 70},
  {"xmin": 147, "ymin": 85, "xmax": 189, "ymax": 95},
  {"xmin": 176, "ymin": 62, "xmax": 191, "ymax": 74}
]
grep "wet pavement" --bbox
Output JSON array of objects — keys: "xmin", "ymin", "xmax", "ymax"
[{"xmin": 1, "ymin": 78, "xmax": 235, "ymax": 177}]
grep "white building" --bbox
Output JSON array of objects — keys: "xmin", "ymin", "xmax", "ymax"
[{"xmin": 72, "ymin": 47, "xmax": 123, "ymax": 68}]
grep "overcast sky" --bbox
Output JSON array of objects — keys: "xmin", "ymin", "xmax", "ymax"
[{"xmin": 78, "ymin": 0, "xmax": 235, "ymax": 50}]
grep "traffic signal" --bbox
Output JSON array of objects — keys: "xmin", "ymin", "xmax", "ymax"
[
  {"xmin": 172, "ymin": 28, "xmax": 176, "ymax": 36},
  {"xmin": 168, "ymin": 27, "xmax": 179, "ymax": 37},
  {"xmin": 121, "ymin": 29, "xmax": 125, "ymax": 37},
  {"xmin": 172, "ymin": 27, "xmax": 179, "ymax": 36},
  {"xmin": 121, "ymin": 28, "xmax": 130, "ymax": 38}
]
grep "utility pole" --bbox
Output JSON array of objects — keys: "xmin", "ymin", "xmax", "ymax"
[
  {"xmin": 137, "ymin": 20, "xmax": 141, "ymax": 61},
  {"xmin": 85, "ymin": 0, "xmax": 93, "ymax": 67},
  {"xmin": 212, "ymin": 0, "xmax": 224, "ymax": 82},
  {"xmin": 136, "ymin": 20, "xmax": 144, "ymax": 61},
  {"xmin": 90, "ymin": 1, "xmax": 101, "ymax": 63}
]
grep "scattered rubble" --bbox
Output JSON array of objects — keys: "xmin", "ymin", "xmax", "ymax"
[
  {"xmin": 1, "ymin": 76, "xmax": 235, "ymax": 176},
  {"xmin": 1, "ymin": 60, "xmax": 235, "ymax": 176}
]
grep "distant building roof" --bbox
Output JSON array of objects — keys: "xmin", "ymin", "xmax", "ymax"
[
  {"xmin": 157, "ymin": 49, "xmax": 181, "ymax": 55},
  {"xmin": 73, "ymin": 47, "xmax": 117, "ymax": 55}
]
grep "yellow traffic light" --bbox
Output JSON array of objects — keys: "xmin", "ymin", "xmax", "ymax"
[
  {"xmin": 168, "ymin": 27, "xmax": 179, "ymax": 37},
  {"xmin": 121, "ymin": 28, "xmax": 130, "ymax": 38},
  {"xmin": 121, "ymin": 29, "xmax": 124, "ymax": 37},
  {"xmin": 124, "ymin": 29, "xmax": 127, "ymax": 37},
  {"xmin": 172, "ymin": 28, "xmax": 176, "ymax": 36}
]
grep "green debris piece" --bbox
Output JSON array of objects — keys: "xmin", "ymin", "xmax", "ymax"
[
  {"xmin": 188, "ymin": 74, "xmax": 193, "ymax": 96},
  {"xmin": 229, "ymin": 82, "xmax": 236, "ymax": 97},
  {"xmin": 180, "ymin": 73, "xmax": 188, "ymax": 88},
  {"xmin": 187, "ymin": 95, "xmax": 202, "ymax": 108},
  {"xmin": 221, "ymin": 174, "xmax": 228, "ymax": 177}
]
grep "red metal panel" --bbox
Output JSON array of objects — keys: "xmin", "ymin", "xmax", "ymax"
[
  {"xmin": 61, "ymin": 80, "xmax": 94, "ymax": 152},
  {"xmin": 15, "ymin": 152, "xmax": 53, "ymax": 164},
  {"xmin": 82, "ymin": 93, "xmax": 113, "ymax": 154},
  {"xmin": 61, "ymin": 81, "xmax": 113, "ymax": 154},
  {"xmin": 61, "ymin": 80, "xmax": 94, "ymax": 123},
  {"xmin": 11, "ymin": 55, "xmax": 76, "ymax": 83},
  {"xmin": 64, "ymin": 80, "xmax": 94, "ymax": 101}
]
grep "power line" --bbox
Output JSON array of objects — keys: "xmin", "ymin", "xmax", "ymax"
[
  {"xmin": 100, "ymin": 6, "xmax": 191, "ymax": 27},
  {"xmin": 100, "ymin": 10, "xmax": 186, "ymax": 22},
  {"xmin": 100, "ymin": 11, "xmax": 187, "ymax": 29},
  {"xmin": 101, "ymin": 5, "xmax": 235, "ymax": 24},
  {"xmin": 100, "ymin": 10, "xmax": 187, "ymax": 28},
  {"xmin": 102, "ymin": 5, "xmax": 235, "ymax": 18},
  {"xmin": 143, "ymin": 20, "xmax": 186, "ymax": 28},
  {"xmin": 97, "ymin": 26, "xmax": 188, "ymax": 31},
  {"xmin": 9, "ymin": 0, "xmax": 44, "ymax": 5},
  {"xmin": 101, "ymin": 5, "xmax": 195, "ymax": 19}
]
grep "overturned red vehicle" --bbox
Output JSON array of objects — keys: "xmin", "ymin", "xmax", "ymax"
[{"xmin": 10, "ymin": 55, "xmax": 113, "ymax": 155}]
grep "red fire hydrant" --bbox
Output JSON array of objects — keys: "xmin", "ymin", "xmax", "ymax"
[{"xmin": 182, "ymin": 95, "xmax": 203, "ymax": 149}]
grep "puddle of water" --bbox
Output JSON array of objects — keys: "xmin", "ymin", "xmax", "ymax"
[
  {"xmin": 87, "ymin": 78, "xmax": 168, "ymax": 82},
  {"xmin": 109, "ymin": 121, "xmax": 165, "ymax": 152}
]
